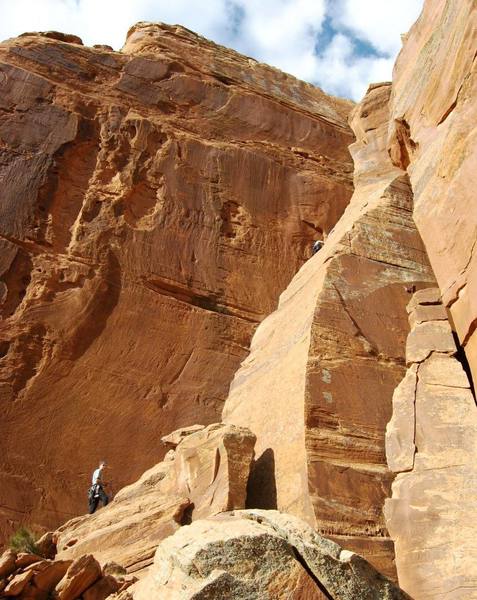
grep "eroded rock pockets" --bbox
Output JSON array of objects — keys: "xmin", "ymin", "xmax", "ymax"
[
  {"xmin": 223, "ymin": 79, "xmax": 435, "ymax": 580},
  {"xmin": 385, "ymin": 288, "xmax": 477, "ymax": 599},
  {"xmin": 0, "ymin": 24, "xmax": 355, "ymax": 541}
]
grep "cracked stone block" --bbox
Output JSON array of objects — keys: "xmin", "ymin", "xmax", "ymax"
[
  {"xmin": 405, "ymin": 320, "xmax": 455, "ymax": 364},
  {"xmin": 408, "ymin": 302, "xmax": 448, "ymax": 328},
  {"xmin": 418, "ymin": 353, "xmax": 470, "ymax": 388},
  {"xmin": 386, "ymin": 288, "xmax": 477, "ymax": 598},
  {"xmin": 406, "ymin": 287, "xmax": 441, "ymax": 312}
]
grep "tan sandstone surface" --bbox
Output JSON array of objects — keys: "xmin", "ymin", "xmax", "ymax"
[
  {"xmin": 54, "ymin": 423, "xmax": 255, "ymax": 576},
  {"xmin": 126, "ymin": 510, "xmax": 410, "ymax": 600},
  {"xmin": 388, "ymin": 0, "xmax": 477, "ymax": 384},
  {"xmin": 223, "ymin": 82, "xmax": 436, "ymax": 578},
  {"xmin": 0, "ymin": 23, "xmax": 354, "ymax": 540},
  {"xmin": 385, "ymin": 289, "xmax": 477, "ymax": 599}
]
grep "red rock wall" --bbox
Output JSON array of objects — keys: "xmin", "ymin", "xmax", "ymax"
[
  {"xmin": 223, "ymin": 83, "xmax": 436, "ymax": 578},
  {"xmin": 0, "ymin": 24, "xmax": 354, "ymax": 541},
  {"xmin": 388, "ymin": 0, "xmax": 477, "ymax": 385},
  {"xmin": 383, "ymin": 1, "xmax": 477, "ymax": 595},
  {"xmin": 385, "ymin": 289, "xmax": 477, "ymax": 598}
]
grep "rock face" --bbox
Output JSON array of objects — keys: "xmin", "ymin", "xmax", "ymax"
[
  {"xmin": 388, "ymin": 0, "xmax": 477, "ymax": 385},
  {"xmin": 0, "ymin": 23, "xmax": 354, "ymax": 540},
  {"xmin": 385, "ymin": 289, "xmax": 477, "ymax": 599},
  {"xmin": 128, "ymin": 510, "xmax": 410, "ymax": 600},
  {"xmin": 223, "ymin": 82, "xmax": 435, "ymax": 577},
  {"xmin": 55, "ymin": 423, "xmax": 255, "ymax": 575}
]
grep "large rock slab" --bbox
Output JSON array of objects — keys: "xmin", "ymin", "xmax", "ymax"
[
  {"xmin": 223, "ymin": 82, "xmax": 435, "ymax": 577},
  {"xmin": 55, "ymin": 423, "xmax": 255, "ymax": 575},
  {"xmin": 128, "ymin": 510, "xmax": 410, "ymax": 600},
  {"xmin": 0, "ymin": 23, "xmax": 354, "ymax": 541},
  {"xmin": 159, "ymin": 423, "xmax": 256, "ymax": 520},
  {"xmin": 388, "ymin": 0, "xmax": 477, "ymax": 385},
  {"xmin": 385, "ymin": 289, "xmax": 477, "ymax": 599}
]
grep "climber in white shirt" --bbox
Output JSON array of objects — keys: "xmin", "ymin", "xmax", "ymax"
[{"xmin": 88, "ymin": 461, "xmax": 109, "ymax": 514}]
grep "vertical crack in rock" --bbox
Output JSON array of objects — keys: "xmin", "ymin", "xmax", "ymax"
[
  {"xmin": 411, "ymin": 363, "xmax": 419, "ymax": 470},
  {"xmin": 290, "ymin": 546, "xmax": 334, "ymax": 600},
  {"xmin": 385, "ymin": 288, "xmax": 477, "ymax": 598},
  {"xmin": 388, "ymin": 0, "xmax": 477, "ymax": 388}
]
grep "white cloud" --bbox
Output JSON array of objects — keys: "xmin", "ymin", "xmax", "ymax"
[
  {"xmin": 311, "ymin": 33, "xmax": 395, "ymax": 100},
  {"xmin": 0, "ymin": 0, "xmax": 425, "ymax": 101},
  {"xmin": 0, "ymin": 0, "xmax": 231, "ymax": 49},
  {"xmin": 328, "ymin": 0, "xmax": 424, "ymax": 56}
]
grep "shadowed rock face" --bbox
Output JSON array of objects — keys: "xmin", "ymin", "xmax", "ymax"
[
  {"xmin": 385, "ymin": 290, "xmax": 477, "ymax": 599},
  {"xmin": 223, "ymin": 83, "xmax": 435, "ymax": 578},
  {"xmin": 388, "ymin": 0, "xmax": 477, "ymax": 385},
  {"xmin": 0, "ymin": 23, "xmax": 354, "ymax": 540}
]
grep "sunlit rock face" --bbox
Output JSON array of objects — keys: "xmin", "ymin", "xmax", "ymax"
[
  {"xmin": 0, "ymin": 23, "xmax": 354, "ymax": 541},
  {"xmin": 223, "ymin": 82, "xmax": 435, "ymax": 579},
  {"xmin": 385, "ymin": 289, "xmax": 477, "ymax": 599},
  {"xmin": 55, "ymin": 423, "xmax": 256, "ymax": 577},
  {"xmin": 128, "ymin": 510, "xmax": 410, "ymax": 600},
  {"xmin": 388, "ymin": 0, "xmax": 477, "ymax": 386}
]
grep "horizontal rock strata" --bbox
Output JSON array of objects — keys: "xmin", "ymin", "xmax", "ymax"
[
  {"xmin": 0, "ymin": 23, "xmax": 354, "ymax": 540},
  {"xmin": 385, "ymin": 289, "xmax": 477, "ymax": 599},
  {"xmin": 126, "ymin": 510, "xmax": 410, "ymax": 600},
  {"xmin": 55, "ymin": 423, "xmax": 255, "ymax": 576},
  {"xmin": 223, "ymin": 82, "xmax": 436, "ymax": 578}
]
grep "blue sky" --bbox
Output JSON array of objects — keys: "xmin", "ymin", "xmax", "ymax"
[{"xmin": 0, "ymin": 0, "xmax": 424, "ymax": 101}]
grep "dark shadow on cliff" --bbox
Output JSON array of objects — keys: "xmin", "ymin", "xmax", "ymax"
[
  {"xmin": 246, "ymin": 448, "xmax": 277, "ymax": 510},
  {"xmin": 452, "ymin": 330, "xmax": 476, "ymax": 402}
]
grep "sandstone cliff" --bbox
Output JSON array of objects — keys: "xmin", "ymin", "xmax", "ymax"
[
  {"xmin": 223, "ymin": 81, "xmax": 435, "ymax": 578},
  {"xmin": 0, "ymin": 23, "xmax": 354, "ymax": 540},
  {"xmin": 2, "ymin": 1, "xmax": 477, "ymax": 598},
  {"xmin": 388, "ymin": 0, "xmax": 477, "ymax": 385},
  {"xmin": 385, "ymin": 289, "xmax": 477, "ymax": 598},
  {"xmin": 382, "ymin": 2, "xmax": 477, "ymax": 597}
]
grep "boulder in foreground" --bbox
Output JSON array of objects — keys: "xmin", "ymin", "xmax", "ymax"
[{"xmin": 127, "ymin": 510, "xmax": 410, "ymax": 600}]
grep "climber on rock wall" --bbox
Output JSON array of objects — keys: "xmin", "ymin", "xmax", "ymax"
[
  {"xmin": 88, "ymin": 461, "xmax": 109, "ymax": 514},
  {"xmin": 311, "ymin": 239, "xmax": 324, "ymax": 255}
]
